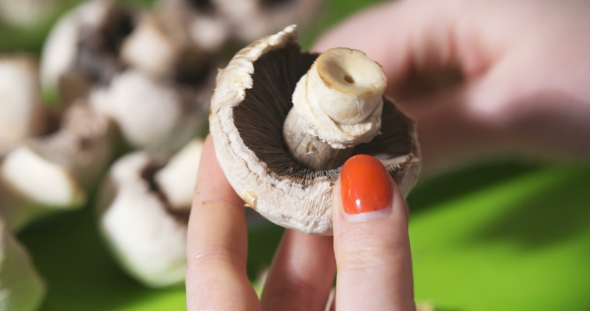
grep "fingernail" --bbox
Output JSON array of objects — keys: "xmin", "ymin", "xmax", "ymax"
[{"xmin": 340, "ymin": 154, "xmax": 392, "ymax": 221}]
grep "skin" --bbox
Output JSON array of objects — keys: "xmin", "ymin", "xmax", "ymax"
[
  {"xmin": 187, "ymin": 0, "xmax": 590, "ymax": 309},
  {"xmin": 314, "ymin": 0, "xmax": 590, "ymax": 175},
  {"xmin": 187, "ymin": 136, "xmax": 413, "ymax": 311}
]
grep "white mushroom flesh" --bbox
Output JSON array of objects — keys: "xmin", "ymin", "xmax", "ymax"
[
  {"xmin": 0, "ymin": 146, "xmax": 85, "ymax": 208},
  {"xmin": 121, "ymin": 15, "xmax": 180, "ymax": 79},
  {"xmin": 155, "ymin": 139, "xmax": 203, "ymax": 211}
]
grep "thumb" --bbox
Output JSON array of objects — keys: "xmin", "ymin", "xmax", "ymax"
[{"xmin": 332, "ymin": 154, "xmax": 415, "ymax": 311}]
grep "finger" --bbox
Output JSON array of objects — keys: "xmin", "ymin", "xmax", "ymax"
[
  {"xmin": 186, "ymin": 135, "xmax": 260, "ymax": 311},
  {"xmin": 261, "ymin": 229, "xmax": 335, "ymax": 311},
  {"xmin": 332, "ymin": 155, "xmax": 415, "ymax": 311}
]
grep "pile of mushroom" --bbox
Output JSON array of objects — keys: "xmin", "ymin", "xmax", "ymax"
[
  {"xmin": 0, "ymin": 55, "xmax": 116, "ymax": 231},
  {"xmin": 1, "ymin": 0, "xmax": 334, "ymax": 300},
  {"xmin": 209, "ymin": 25, "xmax": 421, "ymax": 235},
  {"xmin": 41, "ymin": 0, "xmax": 214, "ymax": 153},
  {"xmin": 0, "ymin": 53, "xmax": 116, "ymax": 311},
  {"xmin": 1, "ymin": 102, "xmax": 116, "ymax": 231}
]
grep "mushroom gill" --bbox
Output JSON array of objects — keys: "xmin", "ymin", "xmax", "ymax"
[{"xmin": 233, "ymin": 42, "xmax": 417, "ymax": 184}]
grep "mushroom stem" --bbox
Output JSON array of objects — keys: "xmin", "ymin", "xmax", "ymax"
[{"xmin": 283, "ymin": 48, "xmax": 387, "ymax": 170}]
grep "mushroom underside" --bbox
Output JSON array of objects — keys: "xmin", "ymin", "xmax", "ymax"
[{"xmin": 233, "ymin": 42, "xmax": 417, "ymax": 187}]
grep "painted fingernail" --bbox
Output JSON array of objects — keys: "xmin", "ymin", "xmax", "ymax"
[{"xmin": 341, "ymin": 154, "xmax": 392, "ymax": 218}]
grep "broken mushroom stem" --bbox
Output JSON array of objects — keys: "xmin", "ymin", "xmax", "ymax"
[{"xmin": 283, "ymin": 47, "xmax": 387, "ymax": 171}]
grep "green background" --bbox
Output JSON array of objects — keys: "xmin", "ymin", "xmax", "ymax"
[{"xmin": 3, "ymin": 0, "xmax": 590, "ymax": 310}]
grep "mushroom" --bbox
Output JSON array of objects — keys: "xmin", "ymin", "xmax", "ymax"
[
  {"xmin": 41, "ymin": 0, "xmax": 215, "ymax": 153},
  {"xmin": 89, "ymin": 68, "xmax": 212, "ymax": 153},
  {"xmin": 158, "ymin": 0, "xmax": 323, "ymax": 49},
  {"xmin": 0, "ymin": 56, "xmax": 48, "ymax": 151},
  {"xmin": 97, "ymin": 139, "xmax": 203, "ymax": 287},
  {"xmin": 215, "ymin": 0, "xmax": 323, "ymax": 42},
  {"xmin": 40, "ymin": 0, "xmax": 138, "ymax": 104},
  {"xmin": 120, "ymin": 13, "xmax": 191, "ymax": 80},
  {"xmin": 0, "ymin": 103, "xmax": 115, "ymax": 231},
  {"xmin": 157, "ymin": 0, "xmax": 231, "ymax": 52},
  {"xmin": 0, "ymin": 216, "xmax": 45, "ymax": 311},
  {"xmin": 209, "ymin": 25, "xmax": 420, "ymax": 235}
]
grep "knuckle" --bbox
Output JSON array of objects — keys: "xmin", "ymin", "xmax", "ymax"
[
  {"xmin": 336, "ymin": 230, "xmax": 400, "ymax": 270},
  {"xmin": 189, "ymin": 245, "xmax": 240, "ymax": 267}
]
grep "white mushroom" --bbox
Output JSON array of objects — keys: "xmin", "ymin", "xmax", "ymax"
[
  {"xmin": 209, "ymin": 25, "xmax": 421, "ymax": 235},
  {"xmin": 41, "ymin": 1, "xmax": 214, "ymax": 153},
  {"xmin": 97, "ymin": 139, "xmax": 203, "ymax": 287},
  {"xmin": 0, "ymin": 56, "xmax": 48, "ymax": 148},
  {"xmin": 120, "ymin": 14, "xmax": 183, "ymax": 80},
  {"xmin": 158, "ymin": 0, "xmax": 323, "ymax": 49},
  {"xmin": 40, "ymin": 0, "xmax": 136, "ymax": 104},
  {"xmin": 0, "ymin": 103, "xmax": 115, "ymax": 231},
  {"xmin": 90, "ymin": 70, "xmax": 211, "ymax": 153},
  {"xmin": 0, "ymin": 216, "xmax": 45, "ymax": 311},
  {"xmin": 157, "ymin": 0, "xmax": 231, "ymax": 52},
  {"xmin": 155, "ymin": 139, "xmax": 204, "ymax": 211},
  {"xmin": 215, "ymin": 0, "xmax": 323, "ymax": 42}
]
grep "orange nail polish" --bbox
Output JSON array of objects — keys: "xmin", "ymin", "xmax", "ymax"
[{"xmin": 341, "ymin": 154, "xmax": 392, "ymax": 215}]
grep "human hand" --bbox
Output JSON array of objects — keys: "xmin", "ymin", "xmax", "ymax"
[
  {"xmin": 314, "ymin": 0, "xmax": 590, "ymax": 175},
  {"xmin": 186, "ymin": 136, "xmax": 415, "ymax": 311}
]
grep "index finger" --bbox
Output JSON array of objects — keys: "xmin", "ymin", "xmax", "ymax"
[{"xmin": 186, "ymin": 135, "xmax": 260, "ymax": 311}]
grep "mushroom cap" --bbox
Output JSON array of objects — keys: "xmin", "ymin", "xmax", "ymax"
[
  {"xmin": 209, "ymin": 25, "xmax": 421, "ymax": 235},
  {"xmin": 154, "ymin": 139, "xmax": 204, "ymax": 211},
  {"xmin": 0, "ymin": 56, "xmax": 47, "ymax": 143},
  {"xmin": 90, "ymin": 70, "xmax": 210, "ymax": 153},
  {"xmin": 40, "ymin": 0, "xmax": 112, "ymax": 92},
  {"xmin": 0, "ymin": 103, "xmax": 115, "ymax": 231},
  {"xmin": 157, "ymin": 0, "xmax": 231, "ymax": 52},
  {"xmin": 215, "ymin": 0, "xmax": 323, "ymax": 42},
  {"xmin": 40, "ymin": 0, "xmax": 139, "ymax": 104},
  {"xmin": 97, "ymin": 151, "xmax": 189, "ymax": 287}
]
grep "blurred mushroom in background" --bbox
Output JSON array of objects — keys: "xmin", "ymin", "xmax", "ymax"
[
  {"xmin": 158, "ymin": 0, "xmax": 324, "ymax": 49},
  {"xmin": 97, "ymin": 139, "xmax": 203, "ymax": 287},
  {"xmin": 40, "ymin": 0, "xmax": 136, "ymax": 105},
  {"xmin": 0, "ymin": 103, "xmax": 116, "ymax": 231},
  {"xmin": 157, "ymin": 0, "xmax": 231, "ymax": 52},
  {"xmin": 41, "ymin": 0, "xmax": 215, "ymax": 154},
  {"xmin": 0, "ymin": 56, "xmax": 49, "ymax": 156}
]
